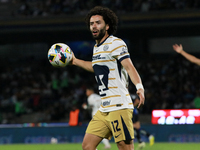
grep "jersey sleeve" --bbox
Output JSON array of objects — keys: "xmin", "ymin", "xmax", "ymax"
[{"xmin": 110, "ymin": 39, "xmax": 130, "ymax": 62}]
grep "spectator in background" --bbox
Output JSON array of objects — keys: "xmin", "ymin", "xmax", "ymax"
[
  {"xmin": 172, "ymin": 44, "xmax": 200, "ymax": 109},
  {"xmin": 82, "ymin": 86, "xmax": 111, "ymax": 149},
  {"xmin": 68, "ymin": 104, "xmax": 82, "ymax": 126},
  {"xmin": 173, "ymin": 44, "xmax": 200, "ymax": 66}
]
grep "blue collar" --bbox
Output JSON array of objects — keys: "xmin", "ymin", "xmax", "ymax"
[{"xmin": 96, "ymin": 35, "xmax": 112, "ymax": 47}]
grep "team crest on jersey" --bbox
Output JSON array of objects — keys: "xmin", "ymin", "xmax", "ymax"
[{"xmin": 103, "ymin": 45, "xmax": 109, "ymax": 51}]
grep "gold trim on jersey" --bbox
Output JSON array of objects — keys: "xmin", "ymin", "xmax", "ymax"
[
  {"xmin": 108, "ymin": 78, "xmax": 116, "ymax": 80},
  {"xmin": 113, "ymin": 38, "xmax": 122, "ymax": 42},
  {"xmin": 101, "ymin": 104, "xmax": 123, "ymax": 108},
  {"xmin": 92, "ymin": 59, "xmax": 116, "ymax": 64},
  {"xmin": 108, "ymin": 87, "xmax": 118, "ymax": 89},
  {"xmin": 100, "ymin": 93, "xmax": 132, "ymax": 99},
  {"xmin": 94, "ymin": 44, "xmax": 126, "ymax": 55},
  {"xmin": 94, "ymin": 38, "xmax": 122, "ymax": 47},
  {"xmin": 100, "ymin": 102, "xmax": 133, "ymax": 108},
  {"xmin": 94, "ymin": 42, "xmax": 112, "ymax": 47},
  {"xmin": 101, "ymin": 95, "xmax": 121, "ymax": 100},
  {"xmin": 110, "ymin": 45, "xmax": 126, "ymax": 53},
  {"xmin": 109, "ymin": 69, "xmax": 115, "ymax": 71},
  {"xmin": 93, "ymin": 51, "xmax": 110, "ymax": 55},
  {"xmin": 102, "ymin": 42, "xmax": 112, "ymax": 45}
]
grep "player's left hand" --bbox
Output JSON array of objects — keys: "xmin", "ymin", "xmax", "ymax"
[{"xmin": 136, "ymin": 89, "xmax": 145, "ymax": 108}]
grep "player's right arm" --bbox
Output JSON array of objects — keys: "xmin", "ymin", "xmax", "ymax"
[
  {"xmin": 71, "ymin": 52, "xmax": 94, "ymax": 72},
  {"xmin": 173, "ymin": 44, "xmax": 200, "ymax": 66}
]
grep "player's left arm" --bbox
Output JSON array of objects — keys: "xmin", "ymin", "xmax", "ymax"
[{"xmin": 121, "ymin": 58, "xmax": 145, "ymax": 108}]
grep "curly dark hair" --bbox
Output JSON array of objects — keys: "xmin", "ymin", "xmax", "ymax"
[{"xmin": 85, "ymin": 6, "xmax": 118, "ymax": 35}]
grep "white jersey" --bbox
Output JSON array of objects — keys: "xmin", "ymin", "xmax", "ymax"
[
  {"xmin": 87, "ymin": 93, "xmax": 102, "ymax": 117},
  {"xmin": 92, "ymin": 35, "xmax": 134, "ymax": 112}
]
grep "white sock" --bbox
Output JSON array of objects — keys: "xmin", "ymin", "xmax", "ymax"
[{"xmin": 102, "ymin": 138, "xmax": 110, "ymax": 147}]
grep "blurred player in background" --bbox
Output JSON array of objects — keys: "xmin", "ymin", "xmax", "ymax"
[
  {"xmin": 71, "ymin": 6, "xmax": 145, "ymax": 150},
  {"xmin": 173, "ymin": 44, "xmax": 200, "ymax": 66},
  {"xmin": 131, "ymin": 94, "xmax": 154, "ymax": 150},
  {"xmin": 82, "ymin": 86, "xmax": 111, "ymax": 149}
]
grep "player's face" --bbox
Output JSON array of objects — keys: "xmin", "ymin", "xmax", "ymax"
[
  {"xmin": 89, "ymin": 15, "xmax": 109, "ymax": 41},
  {"xmin": 86, "ymin": 89, "xmax": 92, "ymax": 97}
]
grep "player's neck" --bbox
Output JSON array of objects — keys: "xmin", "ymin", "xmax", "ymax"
[{"xmin": 96, "ymin": 33, "xmax": 109, "ymax": 45}]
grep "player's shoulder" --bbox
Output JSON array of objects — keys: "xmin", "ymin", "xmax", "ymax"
[{"xmin": 109, "ymin": 35, "xmax": 124, "ymax": 42}]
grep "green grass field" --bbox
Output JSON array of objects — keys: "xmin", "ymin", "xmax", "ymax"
[{"xmin": 0, "ymin": 142, "xmax": 199, "ymax": 150}]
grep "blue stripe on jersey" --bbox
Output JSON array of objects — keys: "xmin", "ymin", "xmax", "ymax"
[
  {"xmin": 93, "ymin": 64, "xmax": 110, "ymax": 97},
  {"xmin": 118, "ymin": 55, "xmax": 130, "ymax": 62},
  {"xmin": 116, "ymin": 59, "xmax": 121, "ymax": 78},
  {"xmin": 121, "ymin": 116, "xmax": 132, "ymax": 140}
]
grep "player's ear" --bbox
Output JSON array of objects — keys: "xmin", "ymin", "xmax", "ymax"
[{"xmin": 106, "ymin": 24, "xmax": 109, "ymax": 31}]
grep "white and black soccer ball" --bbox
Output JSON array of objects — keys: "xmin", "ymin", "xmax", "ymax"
[{"xmin": 48, "ymin": 43, "xmax": 72, "ymax": 67}]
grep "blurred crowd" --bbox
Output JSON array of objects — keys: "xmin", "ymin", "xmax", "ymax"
[
  {"xmin": 0, "ymin": 56, "xmax": 95, "ymax": 124},
  {"xmin": 133, "ymin": 55, "xmax": 200, "ymax": 114},
  {"xmin": 0, "ymin": 53, "xmax": 200, "ymax": 124},
  {"xmin": 0, "ymin": 0, "xmax": 200, "ymax": 124},
  {"xmin": 0, "ymin": 0, "xmax": 200, "ymax": 18}
]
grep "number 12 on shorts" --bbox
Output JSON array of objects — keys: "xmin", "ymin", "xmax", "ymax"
[{"xmin": 111, "ymin": 120, "xmax": 121, "ymax": 132}]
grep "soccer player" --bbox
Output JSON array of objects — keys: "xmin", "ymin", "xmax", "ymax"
[
  {"xmin": 82, "ymin": 86, "xmax": 111, "ymax": 149},
  {"xmin": 71, "ymin": 6, "xmax": 145, "ymax": 150},
  {"xmin": 131, "ymin": 94, "xmax": 154, "ymax": 149},
  {"xmin": 172, "ymin": 44, "xmax": 200, "ymax": 66}
]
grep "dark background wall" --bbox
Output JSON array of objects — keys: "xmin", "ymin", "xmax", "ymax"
[{"xmin": 1, "ymin": 10, "xmax": 200, "ymax": 55}]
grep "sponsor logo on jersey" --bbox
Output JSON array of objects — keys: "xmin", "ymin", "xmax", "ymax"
[
  {"xmin": 120, "ymin": 47, "xmax": 128, "ymax": 55},
  {"xmin": 92, "ymin": 54, "xmax": 106, "ymax": 61},
  {"xmin": 102, "ymin": 100, "xmax": 111, "ymax": 106}
]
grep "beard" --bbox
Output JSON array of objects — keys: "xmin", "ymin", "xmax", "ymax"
[{"xmin": 92, "ymin": 27, "xmax": 106, "ymax": 40}]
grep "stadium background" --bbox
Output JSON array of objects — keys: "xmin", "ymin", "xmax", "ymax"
[{"xmin": 0, "ymin": 0, "xmax": 200, "ymax": 144}]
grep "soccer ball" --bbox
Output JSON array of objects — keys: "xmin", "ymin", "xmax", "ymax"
[{"xmin": 48, "ymin": 43, "xmax": 72, "ymax": 67}]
